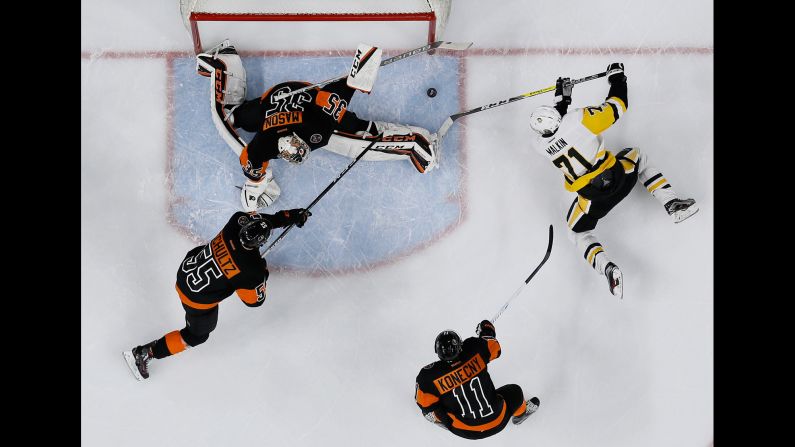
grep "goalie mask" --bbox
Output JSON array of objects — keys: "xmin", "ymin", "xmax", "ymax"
[
  {"xmin": 239, "ymin": 215, "xmax": 271, "ymax": 250},
  {"xmin": 529, "ymin": 105, "xmax": 562, "ymax": 137},
  {"xmin": 277, "ymin": 134, "xmax": 310, "ymax": 165}
]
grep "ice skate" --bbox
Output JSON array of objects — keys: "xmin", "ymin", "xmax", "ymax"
[
  {"xmin": 512, "ymin": 397, "xmax": 540, "ymax": 425},
  {"xmin": 664, "ymin": 198, "xmax": 699, "ymax": 223},
  {"xmin": 123, "ymin": 342, "xmax": 155, "ymax": 381},
  {"xmin": 605, "ymin": 262, "xmax": 623, "ymax": 300}
]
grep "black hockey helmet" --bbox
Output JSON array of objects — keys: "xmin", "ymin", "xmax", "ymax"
[
  {"xmin": 435, "ymin": 330, "xmax": 462, "ymax": 361},
  {"xmin": 239, "ymin": 215, "xmax": 271, "ymax": 250}
]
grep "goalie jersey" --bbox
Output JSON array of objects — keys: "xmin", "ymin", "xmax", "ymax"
[
  {"xmin": 235, "ymin": 79, "xmax": 359, "ymax": 181},
  {"xmin": 530, "ymin": 80, "xmax": 629, "ymax": 192},
  {"xmin": 415, "ymin": 336, "xmax": 505, "ymax": 431}
]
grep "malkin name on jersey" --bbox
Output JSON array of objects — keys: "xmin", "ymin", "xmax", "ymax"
[
  {"xmin": 434, "ymin": 354, "xmax": 486, "ymax": 394},
  {"xmin": 546, "ymin": 138, "xmax": 568, "ymax": 156}
]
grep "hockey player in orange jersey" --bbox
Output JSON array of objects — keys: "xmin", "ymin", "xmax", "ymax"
[
  {"xmin": 123, "ymin": 209, "xmax": 310, "ymax": 381},
  {"xmin": 415, "ymin": 321, "xmax": 540, "ymax": 439}
]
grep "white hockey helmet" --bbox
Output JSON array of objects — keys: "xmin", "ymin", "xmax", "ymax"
[
  {"xmin": 529, "ymin": 105, "xmax": 562, "ymax": 137},
  {"xmin": 277, "ymin": 133, "xmax": 310, "ymax": 164}
]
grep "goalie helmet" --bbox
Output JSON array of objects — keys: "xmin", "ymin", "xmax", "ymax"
[
  {"xmin": 434, "ymin": 330, "xmax": 462, "ymax": 362},
  {"xmin": 278, "ymin": 133, "xmax": 310, "ymax": 164},
  {"xmin": 239, "ymin": 214, "xmax": 271, "ymax": 250},
  {"xmin": 529, "ymin": 105, "xmax": 562, "ymax": 137}
]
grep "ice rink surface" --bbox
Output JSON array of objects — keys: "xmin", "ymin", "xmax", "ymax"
[{"xmin": 82, "ymin": 1, "xmax": 713, "ymax": 446}]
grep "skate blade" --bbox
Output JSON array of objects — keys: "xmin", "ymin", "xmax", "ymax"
[
  {"xmin": 673, "ymin": 205, "xmax": 699, "ymax": 223},
  {"xmin": 612, "ymin": 270, "xmax": 624, "ymax": 300},
  {"xmin": 122, "ymin": 350, "xmax": 145, "ymax": 381}
]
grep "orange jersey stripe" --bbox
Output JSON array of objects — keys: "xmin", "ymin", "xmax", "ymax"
[
  {"xmin": 175, "ymin": 284, "xmax": 218, "ymax": 310},
  {"xmin": 486, "ymin": 339, "xmax": 501, "ymax": 361},
  {"xmin": 513, "ymin": 400, "xmax": 527, "ymax": 417},
  {"xmin": 165, "ymin": 330, "xmax": 186, "ymax": 354},
  {"xmin": 447, "ymin": 401, "xmax": 507, "ymax": 431},
  {"xmin": 239, "ymin": 147, "xmax": 269, "ymax": 179},
  {"xmin": 236, "ymin": 288, "xmax": 260, "ymax": 305},
  {"xmin": 415, "ymin": 388, "xmax": 440, "ymax": 408}
]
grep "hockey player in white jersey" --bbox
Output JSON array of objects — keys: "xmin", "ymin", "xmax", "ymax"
[{"xmin": 527, "ymin": 63, "xmax": 698, "ymax": 299}]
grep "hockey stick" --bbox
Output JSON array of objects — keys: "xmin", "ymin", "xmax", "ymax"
[
  {"xmin": 272, "ymin": 41, "xmax": 474, "ymax": 101},
  {"xmin": 491, "ymin": 224, "xmax": 553, "ymax": 323},
  {"xmin": 436, "ymin": 71, "xmax": 608, "ymax": 141},
  {"xmin": 259, "ymin": 139, "xmax": 379, "ymax": 258}
]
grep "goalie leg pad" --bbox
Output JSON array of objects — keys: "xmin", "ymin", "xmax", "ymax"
[
  {"xmin": 324, "ymin": 133, "xmax": 402, "ymax": 161},
  {"xmin": 198, "ymin": 43, "xmax": 249, "ymax": 156},
  {"xmin": 197, "ymin": 48, "xmax": 247, "ymax": 107},
  {"xmin": 373, "ymin": 122, "xmax": 439, "ymax": 173},
  {"xmin": 324, "ymin": 122, "xmax": 439, "ymax": 173}
]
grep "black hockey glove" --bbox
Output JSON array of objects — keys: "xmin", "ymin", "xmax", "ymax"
[
  {"xmin": 554, "ymin": 77, "xmax": 573, "ymax": 106},
  {"xmin": 606, "ymin": 62, "xmax": 626, "ymax": 84},
  {"xmin": 476, "ymin": 320, "xmax": 496, "ymax": 338},
  {"xmin": 286, "ymin": 208, "xmax": 312, "ymax": 228}
]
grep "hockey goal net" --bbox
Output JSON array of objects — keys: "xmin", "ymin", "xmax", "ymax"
[{"xmin": 180, "ymin": 0, "xmax": 453, "ymax": 54}]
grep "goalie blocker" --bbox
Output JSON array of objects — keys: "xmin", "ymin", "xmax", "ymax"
[{"xmin": 197, "ymin": 40, "xmax": 440, "ymax": 212}]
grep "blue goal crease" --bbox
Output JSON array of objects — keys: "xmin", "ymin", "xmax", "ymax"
[{"xmin": 170, "ymin": 54, "xmax": 465, "ymax": 272}]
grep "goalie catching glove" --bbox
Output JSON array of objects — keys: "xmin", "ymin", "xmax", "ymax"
[{"xmin": 240, "ymin": 168, "xmax": 281, "ymax": 212}]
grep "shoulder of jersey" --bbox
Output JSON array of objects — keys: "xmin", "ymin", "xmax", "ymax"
[{"xmin": 422, "ymin": 361, "xmax": 437, "ymax": 370}]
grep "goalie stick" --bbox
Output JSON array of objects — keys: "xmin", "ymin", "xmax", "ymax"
[
  {"xmin": 259, "ymin": 139, "xmax": 379, "ymax": 258},
  {"xmin": 272, "ymin": 40, "xmax": 474, "ymax": 102},
  {"xmin": 491, "ymin": 224, "xmax": 553, "ymax": 323},
  {"xmin": 436, "ymin": 71, "xmax": 608, "ymax": 141}
]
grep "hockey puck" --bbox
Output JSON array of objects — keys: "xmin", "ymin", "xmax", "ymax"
[{"xmin": 427, "ymin": 88, "xmax": 437, "ymax": 97}]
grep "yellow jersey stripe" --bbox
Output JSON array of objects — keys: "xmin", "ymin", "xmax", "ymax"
[
  {"xmin": 567, "ymin": 204, "xmax": 584, "ymax": 227},
  {"xmin": 564, "ymin": 151, "xmax": 617, "ymax": 192},
  {"xmin": 587, "ymin": 247, "xmax": 604, "ymax": 264},
  {"xmin": 620, "ymin": 159, "xmax": 635, "ymax": 173},
  {"xmin": 647, "ymin": 178, "xmax": 668, "ymax": 192}
]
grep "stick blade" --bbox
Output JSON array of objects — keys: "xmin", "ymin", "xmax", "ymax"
[
  {"xmin": 436, "ymin": 117, "xmax": 455, "ymax": 141},
  {"xmin": 433, "ymin": 41, "xmax": 474, "ymax": 51}
]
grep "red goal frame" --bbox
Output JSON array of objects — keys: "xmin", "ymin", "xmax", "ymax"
[{"xmin": 187, "ymin": 12, "xmax": 438, "ymax": 54}]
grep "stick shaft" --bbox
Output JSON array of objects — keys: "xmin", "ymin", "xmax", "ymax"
[
  {"xmin": 491, "ymin": 225, "xmax": 554, "ymax": 323},
  {"xmin": 260, "ymin": 140, "xmax": 377, "ymax": 258},
  {"xmin": 438, "ymin": 72, "xmax": 607, "ymax": 140},
  {"xmin": 273, "ymin": 41, "xmax": 473, "ymax": 101}
]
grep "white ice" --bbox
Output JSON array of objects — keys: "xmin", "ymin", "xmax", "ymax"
[{"xmin": 82, "ymin": 1, "xmax": 713, "ymax": 446}]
